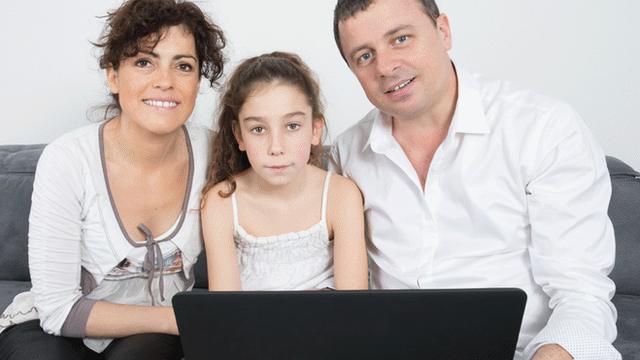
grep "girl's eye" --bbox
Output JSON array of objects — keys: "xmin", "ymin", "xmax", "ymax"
[
  {"xmin": 250, "ymin": 127, "xmax": 265, "ymax": 134},
  {"xmin": 287, "ymin": 123, "xmax": 301, "ymax": 131},
  {"xmin": 178, "ymin": 63, "xmax": 194, "ymax": 72},
  {"xmin": 135, "ymin": 59, "xmax": 151, "ymax": 68}
]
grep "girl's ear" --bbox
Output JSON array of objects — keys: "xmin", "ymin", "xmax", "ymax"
[
  {"xmin": 311, "ymin": 116, "xmax": 324, "ymax": 146},
  {"xmin": 232, "ymin": 123, "xmax": 246, "ymax": 151}
]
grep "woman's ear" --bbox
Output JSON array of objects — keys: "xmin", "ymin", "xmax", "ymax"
[
  {"xmin": 311, "ymin": 116, "xmax": 325, "ymax": 146},
  {"xmin": 232, "ymin": 123, "xmax": 246, "ymax": 151},
  {"xmin": 106, "ymin": 66, "xmax": 119, "ymax": 95}
]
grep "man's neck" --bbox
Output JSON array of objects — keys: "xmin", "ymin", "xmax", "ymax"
[{"xmin": 392, "ymin": 64, "xmax": 458, "ymax": 139}]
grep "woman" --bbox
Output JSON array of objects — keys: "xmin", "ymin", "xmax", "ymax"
[{"xmin": 0, "ymin": 0, "xmax": 225, "ymax": 359}]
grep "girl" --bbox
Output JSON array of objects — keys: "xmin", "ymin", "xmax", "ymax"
[{"xmin": 202, "ymin": 52, "xmax": 368, "ymax": 291}]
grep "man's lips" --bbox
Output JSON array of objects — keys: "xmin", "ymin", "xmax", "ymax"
[{"xmin": 384, "ymin": 77, "xmax": 416, "ymax": 94}]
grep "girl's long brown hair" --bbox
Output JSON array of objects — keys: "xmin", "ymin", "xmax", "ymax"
[{"xmin": 201, "ymin": 52, "xmax": 326, "ymax": 205}]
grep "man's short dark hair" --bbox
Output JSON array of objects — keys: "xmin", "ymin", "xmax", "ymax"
[{"xmin": 333, "ymin": 0, "xmax": 440, "ymax": 62}]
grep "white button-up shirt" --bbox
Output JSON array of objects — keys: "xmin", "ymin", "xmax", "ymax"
[{"xmin": 330, "ymin": 68, "xmax": 620, "ymax": 359}]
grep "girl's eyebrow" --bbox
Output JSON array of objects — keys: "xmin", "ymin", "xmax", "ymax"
[
  {"xmin": 284, "ymin": 111, "xmax": 307, "ymax": 119},
  {"xmin": 241, "ymin": 116, "xmax": 265, "ymax": 123},
  {"xmin": 242, "ymin": 111, "xmax": 307, "ymax": 123}
]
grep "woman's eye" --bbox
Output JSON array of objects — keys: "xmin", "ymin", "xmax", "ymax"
[
  {"xmin": 287, "ymin": 123, "xmax": 301, "ymax": 131},
  {"xmin": 178, "ymin": 63, "xmax": 194, "ymax": 72},
  {"xmin": 250, "ymin": 127, "xmax": 265, "ymax": 134},
  {"xmin": 135, "ymin": 59, "xmax": 151, "ymax": 67}
]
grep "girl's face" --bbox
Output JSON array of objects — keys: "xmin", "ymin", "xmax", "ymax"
[
  {"xmin": 235, "ymin": 81, "xmax": 323, "ymax": 187},
  {"xmin": 106, "ymin": 25, "xmax": 200, "ymax": 136}
]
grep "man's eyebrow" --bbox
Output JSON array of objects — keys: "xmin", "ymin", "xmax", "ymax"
[
  {"xmin": 384, "ymin": 24, "xmax": 413, "ymax": 38},
  {"xmin": 347, "ymin": 25, "xmax": 414, "ymax": 61}
]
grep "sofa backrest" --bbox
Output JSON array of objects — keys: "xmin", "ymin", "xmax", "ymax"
[
  {"xmin": 606, "ymin": 156, "xmax": 640, "ymax": 296},
  {"xmin": 1, "ymin": 145, "xmax": 638, "ymax": 296},
  {"xmin": 0, "ymin": 144, "xmax": 44, "ymax": 281}
]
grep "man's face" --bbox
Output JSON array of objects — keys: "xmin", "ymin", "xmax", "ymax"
[{"xmin": 338, "ymin": 0, "xmax": 453, "ymax": 122}]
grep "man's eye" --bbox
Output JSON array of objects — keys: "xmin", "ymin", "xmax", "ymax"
[
  {"xmin": 287, "ymin": 123, "xmax": 301, "ymax": 131},
  {"xmin": 395, "ymin": 35, "xmax": 409, "ymax": 44},
  {"xmin": 358, "ymin": 52, "xmax": 373, "ymax": 64},
  {"xmin": 178, "ymin": 63, "xmax": 194, "ymax": 72},
  {"xmin": 250, "ymin": 127, "xmax": 265, "ymax": 134}
]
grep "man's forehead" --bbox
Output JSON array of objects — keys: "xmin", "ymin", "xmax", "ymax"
[{"xmin": 339, "ymin": 0, "xmax": 426, "ymax": 43}]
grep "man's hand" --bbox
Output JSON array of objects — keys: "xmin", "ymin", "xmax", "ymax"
[{"xmin": 532, "ymin": 344, "xmax": 573, "ymax": 360}]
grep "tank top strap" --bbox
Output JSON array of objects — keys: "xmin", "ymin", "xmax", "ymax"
[
  {"xmin": 321, "ymin": 171, "xmax": 332, "ymax": 223},
  {"xmin": 230, "ymin": 192, "xmax": 240, "ymax": 231}
]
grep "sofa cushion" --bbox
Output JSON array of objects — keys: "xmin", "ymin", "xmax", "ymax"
[
  {"xmin": 0, "ymin": 145, "xmax": 44, "ymax": 282},
  {"xmin": 0, "ymin": 280, "xmax": 32, "ymax": 312},
  {"xmin": 606, "ymin": 156, "xmax": 640, "ymax": 296}
]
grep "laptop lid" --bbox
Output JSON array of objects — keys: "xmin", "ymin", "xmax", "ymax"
[{"xmin": 173, "ymin": 288, "xmax": 526, "ymax": 360}]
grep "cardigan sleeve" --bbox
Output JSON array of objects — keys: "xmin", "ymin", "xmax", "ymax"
[{"xmin": 28, "ymin": 142, "xmax": 96, "ymax": 336}]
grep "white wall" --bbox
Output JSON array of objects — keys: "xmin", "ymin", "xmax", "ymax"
[{"xmin": 1, "ymin": 0, "xmax": 639, "ymax": 170}]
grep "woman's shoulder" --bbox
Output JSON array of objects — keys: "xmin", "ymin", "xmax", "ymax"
[
  {"xmin": 47, "ymin": 122, "xmax": 102, "ymax": 150},
  {"xmin": 39, "ymin": 122, "xmax": 102, "ymax": 168}
]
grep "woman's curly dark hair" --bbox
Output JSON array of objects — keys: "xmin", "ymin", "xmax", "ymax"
[{"xmin": 94, "ymin": 0, "xmax": 226, "ymax": 117}]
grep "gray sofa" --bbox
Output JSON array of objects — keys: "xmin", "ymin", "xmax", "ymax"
[{"xmin": 1, "ymin": 144, "xmax": 638, "ymax": 358}]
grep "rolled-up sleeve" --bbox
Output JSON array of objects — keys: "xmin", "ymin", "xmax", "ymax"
[
  {"xmin": 28, "ymin": 143, "xmax": 96, "ymax": 337},
  {"xmin": 523, "ymin": 104, "xmax": 620, "ymax": 359}
]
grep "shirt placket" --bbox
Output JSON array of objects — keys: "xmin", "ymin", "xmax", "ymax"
[{"xmin": 417, "ymin": 137, "xmax": 450, "ymax": 288}]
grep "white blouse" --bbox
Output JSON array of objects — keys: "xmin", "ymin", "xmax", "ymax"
[{"xmin": 1, "ymin": 121, "xmax": 210, "ymax": 340}]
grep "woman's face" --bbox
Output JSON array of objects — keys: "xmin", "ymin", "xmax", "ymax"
[{"xmin": 107, "ymin": 25, "xmax": 200, "ymax": 136}]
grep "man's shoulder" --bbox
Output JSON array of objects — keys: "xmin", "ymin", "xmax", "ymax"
[
  {"xmin": 334, "ymin": 108, "xmax": 377, "ymax": 149},
  {"xmin": 471, "ymin": 72, "xmax": 555, "ymax": 110},
  {"xmin": 471, "ymin": 71, "xmax": 573, "ymax": 122}
]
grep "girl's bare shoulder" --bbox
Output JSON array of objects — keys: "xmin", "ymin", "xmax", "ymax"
[
  {"xmin": 202, "ymin": 180, "xmax": 235, "ymax": 212},
  {"xmin": 328, "ymin": 173, "xmax": 362, "ymax": 200}
]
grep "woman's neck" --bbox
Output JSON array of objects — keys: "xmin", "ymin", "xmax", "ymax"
[{"xmin": 104, "ymin": 117, "xmax": 184, "ymax": 169}]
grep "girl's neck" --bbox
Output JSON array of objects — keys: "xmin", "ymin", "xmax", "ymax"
[{"xmin": 244, "ymin": 165, "xmax": 311, "ymax": 202}]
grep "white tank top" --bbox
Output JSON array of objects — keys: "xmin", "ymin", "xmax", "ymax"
[{"xmin": 231, "ymin": 171, "xmax": 334, "ymax": 290}]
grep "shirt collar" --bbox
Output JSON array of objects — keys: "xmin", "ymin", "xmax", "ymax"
[
  {"xmin": 449, "ymin": 66, "xmax": 490, "ymax": 135},
  {"xmin": 363, "ymin": 110, "xmax": 393, "ymax": 153},
  {"xmin": 362, "ymin": 64, "xmax": 490, "ymax": 153}
]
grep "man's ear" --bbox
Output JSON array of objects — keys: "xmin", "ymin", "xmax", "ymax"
[
  {"xmin": 106, "ymin": 66, "xmax": 120, "ymax": 95},
  {"xmin": 436, "ymin": 14, "xmax": 453, "ymax": 51},
  {"xmin": 232, "ymin": 123, "xmax": 246, "ymax": 151},
  {"xmin": 311, "ymin": 116, "xmax": 325, "ymax": 146}
]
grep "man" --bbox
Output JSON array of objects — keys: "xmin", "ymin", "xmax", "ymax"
[{"xmin": 329, "ymin": 0, "xmax": 620, "ymax": 359}]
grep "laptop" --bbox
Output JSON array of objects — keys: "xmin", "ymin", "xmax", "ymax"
[{"xmin": 173, "ymin": 288, "xmax": 526, "ymax": 360}]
